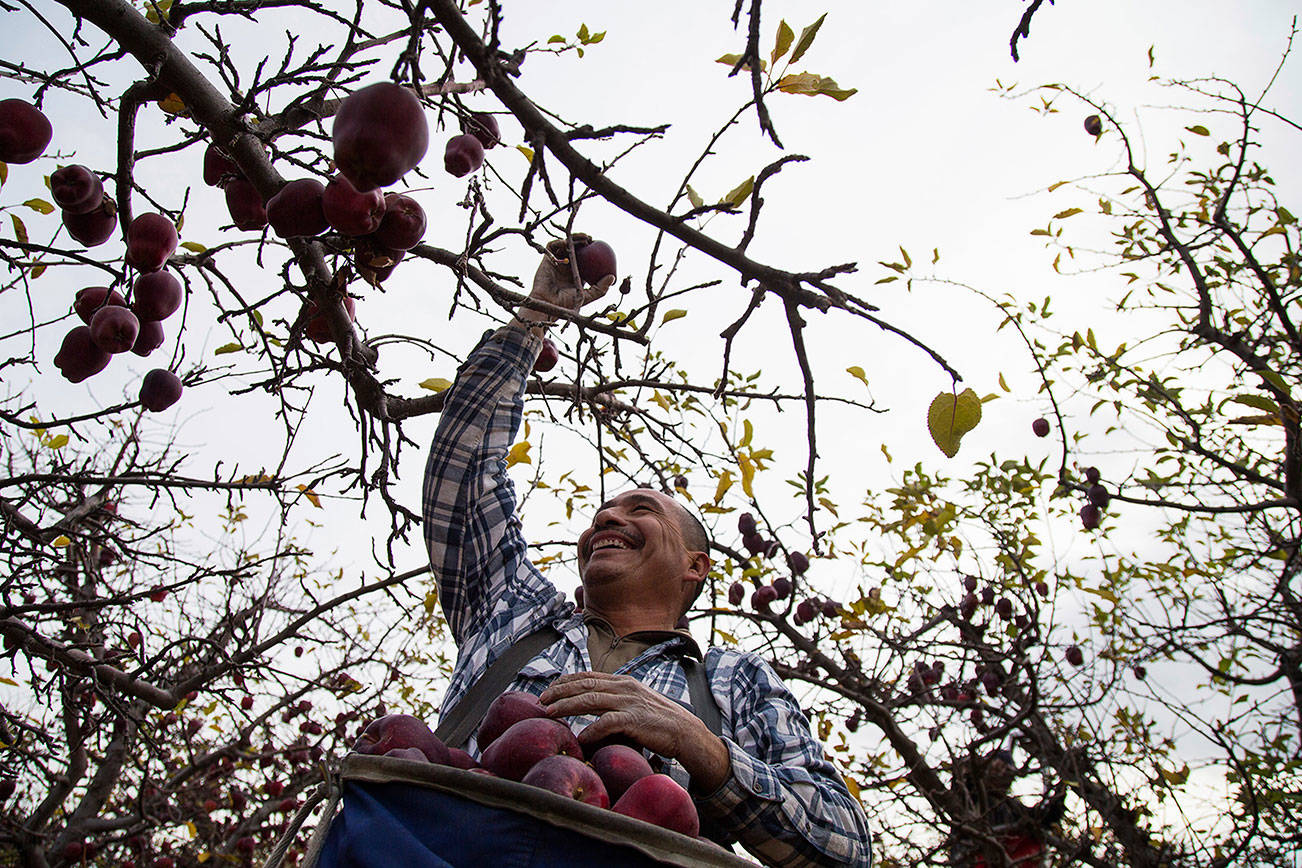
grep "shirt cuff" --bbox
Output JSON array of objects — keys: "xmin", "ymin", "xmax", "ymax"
[
  {"xmin": 472, "ymin": 324, "xmax": 543, "ymax": 372},
  {"xmin": 693, "ymin": 737, "xmax": 784, "ymax": 815}
]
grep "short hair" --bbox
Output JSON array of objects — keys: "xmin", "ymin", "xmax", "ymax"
[{"xmin": 672, "ymin": 500, "xmax": 711, "ymax": 617}]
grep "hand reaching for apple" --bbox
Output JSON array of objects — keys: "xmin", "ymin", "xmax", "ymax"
[
  {"xmin": 540, "ymin": 671, "xmax": 730, "ymax": 793},
  {"xmin": 515, "ymin": 236, "xmax": 616, "ymax": 328}
]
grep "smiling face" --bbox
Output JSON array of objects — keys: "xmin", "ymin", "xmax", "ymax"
[{"xmin": 576, "ymin": 489, "xmax": 709, "ymax": 620}]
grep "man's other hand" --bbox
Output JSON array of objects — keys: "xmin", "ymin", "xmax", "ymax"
[{"xmin": 517, "ymin": 237, "xmax": 615, "ymax": 326}]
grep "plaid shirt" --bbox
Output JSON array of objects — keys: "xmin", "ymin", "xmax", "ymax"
[{"xmin": 423, "ymin": 325, "xmax": 873, "ymax": 867}]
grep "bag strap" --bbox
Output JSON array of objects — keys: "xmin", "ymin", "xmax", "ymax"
[
  {"xmin": 677, "ymin": 656, "xmax": 722, "ymax": 737},
  {"xmin": 434, "ymin": 625, "xmax": 563, "ymax": 749}
]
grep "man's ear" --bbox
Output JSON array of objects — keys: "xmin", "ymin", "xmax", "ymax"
[{"xmin": 684, "ymin": 550, "xmax": 710, "ymax": 584}]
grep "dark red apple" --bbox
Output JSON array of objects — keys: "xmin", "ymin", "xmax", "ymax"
[
  {"xmin": 1080, "ymin": 503, "xmax": 1101, "ymax": 530},
  {"xmin": 461, "ymin": 112, "xmax": 501, "ymax": 149},
  {"xmin": 51, "ymin": 165, "xmax": 104, "ymax": 214},
  {"xmin": 751, "ymin": 585, "xmax": 778, "ymax": 613},
  {"xmin": 728, "ymin": 582, "xmax": 744, "ymax": 606},
  {"xmin": 1086, "ymin": 484, "xmax": 1110, "ymax": 509},
  {"xmin": 443, "ymin": 133, "xmax": 484, "ymax": 178},
  {"xmin": 1084, "ymin": 466, "xmax": 1101, "ymax": 484},
  {"xmin": 131, "ymin": 319, "xmax": 164, "ymax": 356},
  {"xmin": 353, "ymin": 713, "xmax": 450, "ymax": 765},
  {"xmin": 447, "ymin": 748, "xmax": 478, "ymax": 770},
  {"xmin": 1084, "ymin": 114, "xmax": 1103, "ymax": 136},
  {"xmin": 478, "ymin": 690, "xmax": 549, "ymax": 751},
  {"xmin": 373, "ymin": 193, "xmax": 426, "ymax": 250},
  {"xmin": 132, "ymin": 270, "xmax": 182, "ymax": 321},
  {"xmin": 90, "ymin": 305, "xmax": 140, "ymax": 353},
  {"xmin": 1065, "ymin": 644, "xmax": 1085, "ymax": 666},
  {"xmin": 772, "ymin": 578, "xmax": 792, "ymax": 600},
  {"xmin": 384, "ymin": 746, "xmax": 429, "ymax": 762},
  {"xmin": 533, "ymin": 338, "xmax": 559, "ymax": 373},
  {"xmin": 479, "ymin": 717, "xmax": 582, "ymax": 781},
  {"xmin": 738, "ymin": 512, "xmax": 757, "ymax": 536},
  {"xmin": 522, "ymin": 755, "xmax": 609, "ymax": 808},
  {"xmin": 225, "ymin": 179, "xmax": 268, "ymax": 231},
  {"xmin": 63, "ymin": 196, "xmax": 118, "ymax": 247},
  {"xmin": 139, "ymin": 369, "xmax": 182, "ymax": 412},
  {"xmin": 267, "ymin": 178, "xmax": 328, "ymax": 238},
  {"xmin": 787, "ymin": 552, "xmax": 810, "ymax": 575},
  {"xmin": 795, "ymin": 599, "xmax": 816, "ymax": 624},
  {"xmin": 821, "ymin": 599, "xmax": 840, "ymax": 618},
  {"xmin": 333, "ymin": 82, "xmax": 428, "ymax": 192},
  {"xmin": 612, "ymin": 774, "xmax": 699, "ymax": 837},
  {"xmin": 303, "ymin": 294, "xmax": 356, "ymax": 344},
  {"xmin": 742, "ymin": 533, "xmax": 767, "ymax": 556},
  {"xmin": 1032, "ymin": 417, "xmax": 1050, "ymax": 437},
  {"xmin": 575, "ymin": 240, "xmax": 616, "ymax": 285},
  {"xmin": 203, "ymin": 144, "xmax": 239, "ymax": 187},
  {"xmin": 322, "ymin": 174, "xmax": 385, "ymax": 236},
  {"xmin": 0, "ymin": 99, "xmax": 52, "ymax": 164},
  {"xmin": 124, "ymin": 213, "xmax": 178, "ymax": 273},
  {"xmin": 74, "ymin": 286, "xmax": 126, "ymax": 324},
  {"xmin": 589, "ymin": 744, "xmax": 653, "ymax": 803},
  {"xmin": 54, "ymin": 326, "xmax": 111, "ymax": 383}
]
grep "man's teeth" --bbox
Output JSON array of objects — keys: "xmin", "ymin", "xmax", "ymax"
[{"xmin": 593, "ymin": 538, "xmax": 629, "ymax": 551}]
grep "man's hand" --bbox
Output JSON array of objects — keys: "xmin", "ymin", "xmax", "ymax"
[
  {"xmin": 514, "ymin": 236, "xmax": 615, "ymax": 328},
  {"xmin": 540, "ymin": 671, "xmax": 731, "ymax": 793}
]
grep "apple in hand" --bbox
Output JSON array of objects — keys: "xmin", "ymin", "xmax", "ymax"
[
  {"xmin": 612, "ymin": 774, "xmax": 700, "ymax": 838},
  {"xmin": 575, "ymin": 240, "xmax": 617, "ymax": 285},
  {"xmin": 51, "ymin": 165, "xmax": 104, "ymax": 214},
  {"xmin": 353, "ymin": 713, "xmax": 450, "ymax": 765},
  {"xmin": 480, "ymin": 717, "xmax": 582, "ymax": 781},
  {"xmin": 125, "ymin": 213, "xmax": 178, "ymax": 273},
  {"xmin": 0, "ymin": 99, "xmax": 52, "ymax": 164},
  {"xmin": 54, "ymin": 326, "xmax": 111, "ymax": 383},
  {"xmin": 589, "ymin": 744, "xmax": 653, "ymax": 803},
  {"xmin": 521, "ymin": 755, "xmax": 609, "ymax": 808},
  {"xmin": 333, "ymin": 82, "xmax": 429, "ymax": 192}
]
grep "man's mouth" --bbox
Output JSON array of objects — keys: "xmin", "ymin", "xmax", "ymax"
[{"xmin": 586, "ymin": 532, "xmax": 637, "ymax": 557}]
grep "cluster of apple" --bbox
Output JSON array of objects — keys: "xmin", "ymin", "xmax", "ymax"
[
  {"xmin": 956, "ymin": 575, "xmax": 1047, "ymax": 626},
  {"xmin": 1078, "ymin": 466, "xmax": 1109, "ymax": 530},
  {"xmin": 351, "ymin": 692, "xmax": 700, "ymax": 838},
  {"xmin": 55, "ymin": 213, "xmax": 185, "ymax": 411}
]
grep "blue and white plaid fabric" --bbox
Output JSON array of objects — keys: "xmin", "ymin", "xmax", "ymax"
[{"xmin": 423, "ymin": 325, "xmax": 872, "ymax": 867}]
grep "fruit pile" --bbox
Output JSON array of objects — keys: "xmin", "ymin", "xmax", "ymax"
[{"xmin": 351, "ymin": 691, "xmax": 700, "ymax": 838}]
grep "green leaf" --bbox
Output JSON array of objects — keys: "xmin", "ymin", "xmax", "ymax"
[
  {"xmin": 419, "ymin": 377, "xmax": 452, "ymax": 393},
  {"xmin": 0, "ymin": 162, "xmax": 8, "ymax": 186},
  {"xmin": 1228, "ymin": 394, "xmax": 1279, "ymax": 414},
  {"xmin": 23, "ymin": 198, "xmax": 54, "ymax": 215},
  {"xmin": 788, "ymin": 13, "xmax": 827, "ymax": 65},
  {"xmin": 214, "ymin": 342, "xmax": 243, "ymax": 355},
  {"xmin": 927, "ymin": 388, "xmax": 982, "ymax": 458},
  {"xmin": 548, "ymin": 34, "xmax": 566, "ymax": 44},
  {"xmin": 719, "ymin": 176, "xmax": 755, "ymax": 208},
  {"xmin": 1185, "ymin": 125, "xmax": 1210, "ymax": 136},
  {"xmin": 11, "ymin": 213, "xmax": 27, "ymax": 244},
  {"xmin": 775, "ymin": 72, "xmax": 857, "ymax": 101},
  {"xmin": 180, "ymin": 241, "xmax": 207, "ymax": 253},
  {"xmin": 685, "ymin": 185, "xmax": 704, "ymax": 209},
  {"xmin": 576, "ymin": 23, "xmax": 589, "ymax": 42},
  {"xmin": 1052, "ymin": 208, "xmax": 1083, "ymax": 220},
  {"xmin": 585, "ymin": 31, "xmax": 605, "ymax": 44},
  {"xmin": 771, "ymin": 20, "xmax": 794, "ymax": 64},
  {"xmin": 46, "ymin": 434, "xmax": 69, "ymax": 449},
  {"xmin": 661, "ymin": 309, "xmax": 687, "ymax": 324}
]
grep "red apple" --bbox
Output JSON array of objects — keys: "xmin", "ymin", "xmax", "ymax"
[
  {"xmin": 0, "ymin": 99, "xmax": 52, "ymax": 164},
  {"xmin": 131, "ymin": 270, "xmax": 182, "ymax": 321},
  {"xmin": 447, "ymin": 748, "xmax": 478, "ymax": 770},
  {"xmin": 74, "ymin": 286, "xmax": 126, "ymax": 324},
  {"xmin": 267, "ymin": 178, "xmax": 328, "ymax": 238},
  {"xmin": 139, "ymin": 369, "xmax": 183, "ymax": 412},
  {"xmin": 589, "ymin": 744, "xmax": 653, "ymax": 804},
  {"xmin": 373, "ymin": 193, "xmax": 426, "ymax": 250},
  {"xmin": 751, "ymin": 585, "xmax": 777, "ymax": 613},
  {"xmin": 384, "ymin": 746, "xmax": 429, "ymax": 762},
  {"xmin": 1065, "ymin": 644, "xmax": 1085, "ymax": 666},
  {"xmin": 131, "ymin": 319, "xmax": 165, "ymax": 357},
  {"xmin": 461, "ymin": 112, "xmax": 501, "ymax": 149},
  {"xmin": 322, "ymin": 174, "xmax": 385, "ymax": 236},
  {"xmin": 353, "ymin": 713, "xmax": 450, "ymax": 765},
  {"xmin": 125, "ymin": 213, "xmax": 178, "ymax": 273},
  {"xmin": 1032, "ymin": 417, "xmax": 1050, "ymax": 437},
  {"xmin": 521, "ymin": 754, "xmax": 609, "ymax": 808},
  {"xmin": 1084, "ymin": 114, "xmax": 1103, "ymax": 136},
  {"xmin": 333, "ymin": 82, "xmax": 429, "ymax": 192},
  {"xmin": 575, "ymin": 240, "xmax": 616, "ymax": 285},
  {"xmin": 51, "ymin": 165, "xmax": 104, "ymax": 214},
  {"xmin": 479, "ymin": 717, "xmax": 582, "ymax": 782},
  {"xmin": 533, "ymin": 338, "xmax": 559, "ymax": 373},
  {"xmin": 728, "ymin": 582, "xmax": 744, "ymax": 606},
  {"xmin": 203, "ymin": 144, "xmax": 240, "ymax": 187},
  {"xmin": 478, "ymin": 690, "xmax": 548, "ymax": 751},
  {"xmin": 54, "ymin": 325, "xmax": 111, "ymax": 383},
  {"xmin": 225, "ymin": 179, "xmax": 268, "ymax": 231},
  {"xmin": 63, "ymin": 196, "xmax": 118, "ymax": 247},
  {"xmin": 443, "ymin": 133, "xmax": 484, "ymax": 178},
  {"xmin": 612, "ymin": 774, "xmax": 699, "ymax": 837},
  {"xmin": 90, "ymin": 305, "xmax": 140, "ymax": 354}
]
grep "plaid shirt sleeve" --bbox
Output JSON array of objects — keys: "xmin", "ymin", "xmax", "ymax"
[
  {"xmin": 698, "ymin": 648, "xmax": 874, "ymax": 867},
  {"xmin": 421, "ymin": 325, "xmax": 558, "ymax": 648}
]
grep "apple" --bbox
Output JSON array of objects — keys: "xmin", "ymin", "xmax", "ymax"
[
  {"xmin": 90, "ymin": 305, "xmax": 140, "ymax": 354},
  {"xmin": 751, "ymin": 585, "xmax": 777, "ymax": 613},
  {"xmin": 1084, "ymin": 466, "xmax": 1101, "ymax": 484},
  {"xmin": 127, "ymin": 631, "xmax": 142, "ymax": 648},
  {"xmin": 737, "ymin": 512, "xmax": 757, "ymax": 536},
  {"xmin": 139, "ymin": 369, "xmax": 183, "ymax": 412},
  {"xmin": 443, "ymin": 133, "xmax": 484, "ymax": 177},
  {"xmin": 521, "ymin": 755, "xmax": 609, "ymax": 808},
  {"xmin": 742, "ymin": 533, "xmax": 767, "ymax": 556},
  {"xmin": 1035, "ymin": 581, "xmax": 1049, "ymax": 597},
  {"xmin": 1032, "ymin": 417, "xmax": 1050, "ymax": 437},
  {"xmin": 727, "ymin": 582, "xmax": 744, "ymax": 606},
  {"xmin": 673, "ymin": 474, "xmax": 688, "ymax": 490},
  {"xmin": 959, "ymin": 593, "xmax": 978, "ymax": 621},
  {"xmin": 795, "ymin": 599, "xmax": 816, "ymax": 624},
  {"xmin": 384, "ymin": 746, "xmax": 429, "ymax": 762},
  {"xmin": 353, "ymin": 713, "xmax": 450, "ymax": 765},
  {"xmin": 575, "ymin": 240, "xmax": 616, "ymax": 285},
  {"xmin": 478, "ymin": 690, "xmax": 548, "ymax": 750},
  {"xmin": 1065, "ymin": 644, "xmax": 1085, "ymax": 666},
  {"xmin": 612, "ymin": 774, "xmax": 699, "ymax": 837},
  {"xmin": 74, "ymin": 286, "xmax": 127, "ymax": 324},
  {"xmin": 533, "ymin": 338, "xmax": 559, "ymax": 373},
  {"xmin": 303, "ymin": 294, "xmax": 356, "ymax": 344},
  {"xmin": 240, "ymin": 696, "xmax": 254, "ymax": 711},
  {"xmin": 203, "ymin": 144, "xmax": 240, "ymax": 187},
  {"xmin": 374, "ymin": 193, "xmax": 426, "ymax": 250},
  {"xmin": 787, "ymin": 552, "xmax": 810, "ymax": 575},
  {"xmin": 1084, "ymin": 114, "xmax": 1103, "ymax": 136},
  {"xmin": 1086, "ymin": 483, "xmax": 1110, "ymax": 509},
  {"xmin": 51, "ymin": 165, "xmax": 104, "ymax": 214},
  {"xmin": 225, "ymin": 179, "xmax": 268, "ymax": 231},
  {"xmin": 125, "ymin": 213, "xmax": 178, "ymax": 273},
  {"xmin": 980, "ymin": 587, "xmax": 995, "ymax": 606},
  {"xmin": 322, "ymin": 174, "xmax": 385, "ymax": 236},
  {"xmin": 267, "ymin": 178, "xmax": 328, "ymax": 238},
  {"xmin": 1079, "ymin": 503, "xmax": 1101, "ymax": 530},
  {"xmin": 0, "ymin": 99, "xmax": 52, "ymax": 164},
  {"xmin": 447, "ymin": 748, "xmax": 478, "ymax": 770},
  {"xmin": 589, "ymin": 744, "xmax": 653, "ymax": 803},
  {"xmin": 333, "ymin": 82, "xmax": 429, "ymax": 192},
  {"xmin": 461, "ymin": 111, "xmax": 501, "ymax": 149},
  {"xmin": 995, "ymin": 597, "xmax": 1013, "ymax": 619},
  {"xmin": 479, "ymin": 717, "xmax": 582, "ymax": 781},
  {"xmin": 131, "ymin": 270, "xmax": 182, "ymax": 321},
  {"xmin": 771, "ymin": 578, "xmax": 792, "ymax": 600},
  {"xmin": 63, "ymin": 196, "xmax": 118, "ymax": 247},
  {"xmin": 131, "ymin": 319, "xmax": 165, "ymax": 357}
]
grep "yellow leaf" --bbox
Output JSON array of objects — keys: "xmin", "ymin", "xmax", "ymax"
[
  {"xmin": 650, "ymin": 391, "xmax": 672, "ymax": 412},
  {"xmin": 180, "ymin": 241, "xmax": 207, "ymax": 253},
  {"xmin": 23, "ymin": 198, "xmax": 54, "ymax": 215},
  {"xmin": 296, "ymin": 484, "xmax": 322, "ymax": 508},
  {"xmin": 52, "ymin": 535, "xmax": 71, "ymax": 548},
  {"xmin": 214, "ymin": 342, "xmax": 242, "ymax": 355},
  {"xmin": 516, "ymin": 145, "xmax": 534, "ymax": 162},
  {"xmin": 11, "ymin": 214, "xmax": 28, "ymax": 244},
  {"xmin": 775, "ymin": 72, "xmax": 857, "ymax": 101},
  {"xmin": 186, "ymin": 820, "xmax": 198, "ymax": 838},
  {"xmin": 713, "ymin": 628, "xmax": 738, "ymax": 645},
  {"xmin": 719, "ymin": 176, "xmax": 755, "ymax": 208},
  {"xmin": 685, "ymin": 185, "xmax": 703, "ymax": 209},
  {"xmin": 926, "ymin": 388, "xmax": 982, "ymax": 458},
  {"xmin": 46, "ymin": 434, "xmax": 69, "ymax": 449},
  {"xmin": 1185, "ymin": 125, "xmax": 1210, "ymax": 136},
  {"xmin": 846, "ymin": 366, "xmax": 869, "ymax": 387},
  {"xmin": 715, "ymin": 54, "xmax": 766, "ymax": 72},
  {"xmin": 998, "ymin": 372, "xmax": 1009, "ymax": 392},
  {"xmin": 739, "ymin": 454, "xmax": 756, "ymax": 498},
  {"xmin": 661, "ymin": 309, "xmax": 687, "ymax": 324},
  {"xmin": 157, "ymin": 93, "xmax": 188, "ymax": 116},
  {"xmin": 771, "ymin": 20, "xmax": 794, "ymax": 64},
  {"xmin": 712, "ymin": 470, "xmax": 733, "ymax": 504},
  {"xmin": 1053, "ymin": 207, "xmax": 1083, "ymax": 220},
  {"xmin": 0, "ymin": 676, "xmax": 18, "ymax": 687},
  {"xmin": 419, "ymin": 377, "xmax": 452, "ymax": 393},
  {"xmin": 789, "ymin": 13, "xmax": 826, "ymax": 65},
  {"xmin": 739, "ymin": 419, "xmax": 754, "ymax": 448},
  {"xmin": 506, "ymin": 441, "xmax": 532, "ymax": 468}
]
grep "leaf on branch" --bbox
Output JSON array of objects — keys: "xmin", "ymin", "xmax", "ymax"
[
  {"xmin": 46, "ymin": 434, "xmax": 68, "ymax": 449},
  {"xmin": 296, "ymin": 484, "xmax": 322, "ymax": 508},
  {"xmin": 846, "ymin": 366, "xmax": 870, "ymax": 387},
  {"xmin": 0, "ymin": 162, "xmax": 8, "ymax": 186},
  {"xmin": 685, "ymin": 185, "xmax": 704, "ymax": 209},
  {"xmin": 52, "ymin": 535, "xmax": 71, "ymax": 547},
  {"xmin": 775, "ymin": 73, "xmax": 857, "ymax": 101},
  {"xmin": 180, "ymin": 241, "xmax": 207, "ymax": 253},
  {"xmin": 772, "ymin": 20, "xmax": 794, "ymax": 64},
  {"xmin": 739, "ymin": 418, "xmax": 754, "ymax": 448},
  {"xmin": 419, "ymin": 377, "xmax": 452, "ymax": 393},
  {"xmin": 11, "ymin": 214, "xmax": 27, "ymax": 244},
  {"xmin": 715, "ymin": 54, "xmax": 767, "ymax": 72},
  {"xmin": 143, "ymin": 0, "xmax": 173, "ymax": 23},
  {"xmin": 927, "ymin": 388, "xmax": 982, "ymax": 458},
  {"xmin": 739, "ymin": 454, "xmax": 756, "ymax": 497},
  {"xmin": 661, "ymin": 309, "xmax": 687, "ymax": 324},
  {"xmin": 517, "ymin": 145, "xmax": 535, "ymax": 162},
  {"xmin": 713, "ymin": 470, "xmax": 733, "ymax": 504},
  {"xmin": 23, "ymin": 198, "xmax": 54, "ymax": 215},
  {"xmin": 1185, "ymin": 125, "xmax": 1210, "ymax": 136},
  {"xmin": 789, "ymin": 13, "xmax": 827, "ymax": 65},
  {"xmin": 506, "ymin": 441, "xmax": 532, "ymax": 468},
  {"xmin": 719, "ymin": 176, "xmax": 755, "ymax": 207},
  {"xmin": 548, "ymin": 35, "xmax": 566, "ymax": 44},
  {"xmin": 1228, "ymin": 394, "xmax": 1279, "ymax": 414},
  {"xmin": 1052, "ymin": 207, "xmax": 1083, "ymax": 220},
  {"xmin": 214, "ymin": 342, "xmax": 243, "ymax": 355},
  {"xmin": 157, "ymin": 93, "xmax": 188, "ymax": 116},
  {"xmin": 1228, "ymin": 414, "xmax": 1280, "ymax": 426}
]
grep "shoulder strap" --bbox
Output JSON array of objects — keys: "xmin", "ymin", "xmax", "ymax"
[
  {"xmin": 434, "ymin": 625, "xmax": 563, "ymax": 749},
  {"xmin": 677, "ymin": 656, "xmax": 723, "ymax": 737}
]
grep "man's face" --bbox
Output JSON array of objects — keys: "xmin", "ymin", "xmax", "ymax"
[{"xmin": 576, "ymin": 489, "xmax": 697, "ymax": 594}]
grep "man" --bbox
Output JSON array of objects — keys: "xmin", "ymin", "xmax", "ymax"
[{"xmin": 422, "ymin": 245, "xmax": 872, "ymax": 867}]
